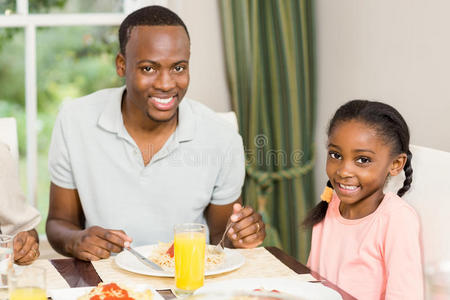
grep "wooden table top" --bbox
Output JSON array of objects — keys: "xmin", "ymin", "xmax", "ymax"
[{"xmin": 49, "ymin": 246, "xmax": 355, "ymax": 300}]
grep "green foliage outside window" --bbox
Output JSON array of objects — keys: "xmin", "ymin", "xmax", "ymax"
[
  {"xmin": 0, "ymin": 26, "xmax": 121, "ymax": 155},
  {"xmin": 0, "ymin": 0, "xmax": 123, "ymax": 233}
]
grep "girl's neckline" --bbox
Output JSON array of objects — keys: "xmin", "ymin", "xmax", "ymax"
[{"xmin": 333, "ymin": 192, "xmax": 393, "ymax": 225}]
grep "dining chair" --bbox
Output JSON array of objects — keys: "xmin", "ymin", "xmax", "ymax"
[
  {"xmin": 385, "ymin": 144, "xmax": 450, "ymax": 266},
  {"xmin": 0, "ymin": 117, "xmax": 19, "ymax": 163},
  {"xmin": 216, "ymin": 111, "xmax": 239, "ymax": 132}
]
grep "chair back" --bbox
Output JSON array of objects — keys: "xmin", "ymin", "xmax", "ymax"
[
  {"xmin": 0, "ymin": 117, "xmax": 19, "ymax": 163},
  {"xmin": 385, "ymin": 144, "xmax": 450, "ymax": 265},
  {"xmin": 216, "ymin": 111, "xmax": 239, "ymax": 132}
]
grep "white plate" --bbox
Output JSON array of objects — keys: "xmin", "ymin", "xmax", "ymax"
[
  {"xmin": 48, "ymin": 284, "xmax": 164, "ymax": 300},
  {"xmin": 195, "ymin": 278, "xmax": 342, "ymax": 300},
  {"xmin": 115, "ymin": 244, "xmax": 245, "ymax": 277}
]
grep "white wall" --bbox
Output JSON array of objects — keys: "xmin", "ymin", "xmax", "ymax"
[
  {"xmin": 174, "ymin": 0, "xmax": 231, "ymax": 112},
  {"xmin": 167, "ymin": 0, "xmax": 450, "ymax": 197},
  {"xmin": 314, "ymin": 0, "xmax": 450, "ymax": 194}
]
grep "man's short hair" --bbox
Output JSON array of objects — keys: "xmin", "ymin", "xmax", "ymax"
[{"xmin": 119, "ymin": 5, "xmax": 190, "ymax": 55}]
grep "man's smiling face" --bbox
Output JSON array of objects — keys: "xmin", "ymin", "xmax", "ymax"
[{"xmin": 117, "ymin": 25, "xmax": 190, "ymax": 123}]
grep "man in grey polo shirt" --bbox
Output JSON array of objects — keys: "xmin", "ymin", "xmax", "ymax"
[{"xmin": 46, "ymin": 5, "xmax": 266, "ymax": 261}]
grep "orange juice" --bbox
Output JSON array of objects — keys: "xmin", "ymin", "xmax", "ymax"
[
  {"xmin": 174, "ymin": 231, "xmax": 206, "ymax": 291},
  {"xmin": 10, "ymin": 287, "xmax": 47, "ymax": 300}
]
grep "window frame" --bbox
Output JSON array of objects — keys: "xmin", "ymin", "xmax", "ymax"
[{"xmin": 0, "ymin": 0, "xmax": 165, "ymax": 206}]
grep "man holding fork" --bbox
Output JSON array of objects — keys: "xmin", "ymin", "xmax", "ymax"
[{"xmin": 46, "ymin": 5, "xmax": 265, "ymax": 261}]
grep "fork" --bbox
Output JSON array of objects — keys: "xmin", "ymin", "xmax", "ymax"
[{"xmin": 213, "ymin": 221, "xmax": 235, "ymax": 254}]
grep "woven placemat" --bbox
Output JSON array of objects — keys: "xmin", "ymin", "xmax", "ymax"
[
  {"xmin": 33, "ymin": 259, "xmax": 70, "ymax": 289},
  {"xmin": 92, "ymin": 247, "xmax": 314, "ymax": 289}
]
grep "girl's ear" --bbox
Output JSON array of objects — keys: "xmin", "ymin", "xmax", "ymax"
[
  {"xmin": 389, "ymin": 153, "xmax": 408, "ymax": 176},
  {"xmin": 116, "ymin": 53, "xmax": 126, "ymax": 77}
]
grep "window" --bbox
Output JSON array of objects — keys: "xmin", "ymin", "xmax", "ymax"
[{"xmin": 0, "ymin": 0, "xmax": 169, "ymax": 234}]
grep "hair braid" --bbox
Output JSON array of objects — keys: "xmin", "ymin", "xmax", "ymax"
[
  {"xmin": 397, "ymin": 150, "xmax": 413, "ymax": 197},
  {"xmin": 302, "ymin": 180, "xmax": 333, "ymax": 228}
]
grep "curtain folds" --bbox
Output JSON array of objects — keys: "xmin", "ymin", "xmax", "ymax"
[{"xmin": 219, "ymin": 0, "xmax": 316, "ymax": 262}]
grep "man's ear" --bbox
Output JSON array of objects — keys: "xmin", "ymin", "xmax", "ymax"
[
  {"xmin": 389, "ymin": 153, "xmax": 408, "ymax": 176},
  {"xmin": 116, "ymin": 53, "xmax": 126, "ymax": 77}
]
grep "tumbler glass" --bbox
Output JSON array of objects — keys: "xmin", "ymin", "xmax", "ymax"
[
  {"xmin": 8, "ymin": 266, "xmax": 47, "ymax": 300},
  {"xmin": 0, "ymin": 235, "xmax": 13, "ymax": 287},
  {"xmin": 173, "ymin": 223, "xmax": 206, "ymax": 297}
]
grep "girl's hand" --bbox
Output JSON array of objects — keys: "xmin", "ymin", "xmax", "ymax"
[{"xmin": 227, "ymin": 203, "xmax": 266, "ymax": 248}]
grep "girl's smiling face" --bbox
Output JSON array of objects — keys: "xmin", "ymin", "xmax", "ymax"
[{"xmin": 326, "ymin": 119, "xmax": 406, "ymax": 219}]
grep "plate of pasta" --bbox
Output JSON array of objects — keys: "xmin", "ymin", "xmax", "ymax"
[{"xmin": 115, "ymin": 243, "xmax": 245, "ymax": 277}]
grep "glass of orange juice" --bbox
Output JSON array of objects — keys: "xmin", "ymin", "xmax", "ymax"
[
  {"xmin": 174, "ymin": 223, "xmax": 206, "ymax": 297},
  {"xmin": 8, "ymin": 266, "xmax": 47, "ymax": 300}
]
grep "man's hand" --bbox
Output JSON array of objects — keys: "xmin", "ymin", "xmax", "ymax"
[
  {"xmin": 71, "ymin": 226, "xmax": 132, "ymax": 261},
  {"xmin": 47, "ymin": 184, "xmax": 133, "ymax": 260},
  {"xmin": 227, "ymin": 203, "xmax": 266, "ymax": 248},
  {"xmin": 13, "ymin": 229, "xmax": 39, "ymax": 265}
]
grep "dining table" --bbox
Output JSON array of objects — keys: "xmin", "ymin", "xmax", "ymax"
[{"xmin": 0, "ymin": 246, "xmax": 356, "ymax": 300}]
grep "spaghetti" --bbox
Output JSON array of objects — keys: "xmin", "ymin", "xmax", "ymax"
[{"xmin": 148, "ymin": 242, "xmax": 225, "ymax": 272}]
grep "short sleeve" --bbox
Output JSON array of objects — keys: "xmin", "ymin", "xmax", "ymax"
[
  {"xmin": 0, "ymin": 143, "xmax": 41, "ymax": 235},
  {"xmin": 210, "ymin": 133, "xmax": 245, "ymax": 205},
  {"xmin": 384, "ymin": 205, "xmax": 424, "ymax": 299},
  {"xmin": 48, "ymin": 103, "xmax": 76, "ymax": 189}
]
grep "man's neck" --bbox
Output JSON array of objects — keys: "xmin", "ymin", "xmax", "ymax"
[{"xmin": 121, "ymin": 95, "xmax": 178, "ymax": 165}]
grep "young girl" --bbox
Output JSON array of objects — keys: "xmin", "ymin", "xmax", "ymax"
[{"xmin": 305, "ymin": 100, "xmax": 423, "ymax": 299}]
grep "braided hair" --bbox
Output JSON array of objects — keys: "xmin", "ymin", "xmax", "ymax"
[
  {"xmin": 119, "ymin": 5, "xmax": 190, "ymax": 56},
  {"xmin": 303, "ymin": 100, "xmax": 412, "ymax": 227}
]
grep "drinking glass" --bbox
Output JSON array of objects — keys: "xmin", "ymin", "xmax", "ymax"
[
  {"xmin": 173, "ymin": 223, "xmax": 206, "ymax": 297},
  {"xmin": 0, "ymin": 235, "xmax": 13, "ymax": 287},
  {"xmin": 8, "ymin": 266, "xmax": 47, "ymax": 300}
]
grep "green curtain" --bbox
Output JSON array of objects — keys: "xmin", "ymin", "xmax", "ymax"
[{"xmin": 219, "ymin": 0, "xmax": 316, "ymax": 262}]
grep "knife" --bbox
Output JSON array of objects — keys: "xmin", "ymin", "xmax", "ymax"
[{"xmin": 125, "ymin": 247, "xmax": 165, "ymax": 271}]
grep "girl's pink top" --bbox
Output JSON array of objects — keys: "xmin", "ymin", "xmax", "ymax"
[{"xmin": 307, "ymin": 192, "xmax": 424, "ymax": 299}]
